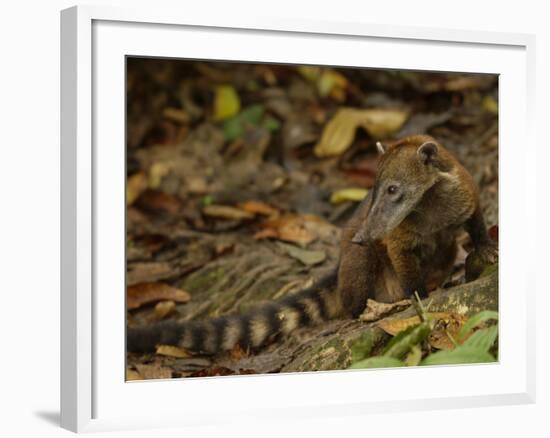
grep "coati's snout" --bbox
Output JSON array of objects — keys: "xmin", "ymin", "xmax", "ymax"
[
  {"xmin": 351, "ymin": 139, "xmax": 441, "ymax": 245},
  {"xmin": 352, "ymin": 186, "xmax": 408, "ymax": 244}
]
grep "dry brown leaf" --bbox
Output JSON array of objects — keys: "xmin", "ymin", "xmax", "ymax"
[
  {"xmin": 237, "ymin": 200, "xmax": 279, "ymax": 216},
  {"xmin": 126, "ymin": 369, "xmax": 142, "ymax": 381},
  {"xmin": 127, "ymin": 282, "xmax": 191, "ymax": 310},
  {"xmin": 148, "ymin": 162, "xmax": 171, "ymax": 189},
  {"xmin": 276, "ymin": 242, "xmax": 326, "ymax": 266},
  {"xmin": 428, "ymin": 313, "xmax": 468, "ymax": 350},
  {"xmin": 203, "ymin": 204, "xmax": 255, "ymax": 220},
  {"xmin": 126, "ymin": 261, "xmax": 180, "ymax": 286},
  {"xmin": 378, "ymin": 312, "xmax": 462, "ymax": 336},
  {"xmin": 135, "ymin": 363, "xmax": 173, "ymax": 380},
  {"xmin": 255, "ymin": 214, "xmax": 320, "ymax": 247},
  {"xmin": 156, "ymin": 344, "xmax": 191, "ymax": 358},
  {"xmin": 136, "ymin": 190, "xmax": 182, "ymax": 215},
  {"xmin": 378, "ymin": 316, "xmax": 422, "ymax": 335},
  {"xmin": 378, "ymin": 312, "xmax": 468, "ymax": 350},
  {"xmin": 162, "ymin": 107, "xmax": 191, "ymax": 124},
  {"xmin": 360, "ymin": 298, "xmax": 411, "ymax": 322},
  {"xmin": 314, "ymin": 108, "xmax": 408, "ymax": 157},
  {"xmin": 127, "ymin": 172, "xmax": 147, "ymax": 206},
  {"xmin": 151, "ymin": 300, "xmax": 176, "ymax": 321}
]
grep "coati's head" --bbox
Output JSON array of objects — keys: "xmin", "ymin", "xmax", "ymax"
[{"xmin": 352, "ymin": 135, "xmax": 452, "ymax": 243}]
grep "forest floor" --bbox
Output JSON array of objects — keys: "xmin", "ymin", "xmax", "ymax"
[{"xmin": 125, "ymin": 59, "xmax": 499, "ymax": 380}]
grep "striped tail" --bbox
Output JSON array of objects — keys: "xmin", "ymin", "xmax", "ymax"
[{"xmin": 127, "ymin": 271, "xmax": 340, "ymax": 355}]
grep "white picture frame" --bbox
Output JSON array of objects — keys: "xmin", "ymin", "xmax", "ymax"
[{"xmin": 60, "ymin": 4, "xmax": 536, "ymax": 433}]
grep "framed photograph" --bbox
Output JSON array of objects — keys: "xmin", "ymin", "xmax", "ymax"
[{"xmin": 61, "ymin": 5, "xmax": 536, "ymax": 433}]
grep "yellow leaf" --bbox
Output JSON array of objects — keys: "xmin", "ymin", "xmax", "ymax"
[
  {"xmin": 126, "ymin": 172, "xmax": 147, "ymax": 206},
  {"xmin": 330, "ymin": 188, "xmax": 368, "ymax": 204},
  {"xmin": 355, "ymin": 109, "xmax": 409, "ymax": 138},
  {"xmin": 126, "ymin": 369, "xmax": 142, "ymax": 381},
  {"xmin": 156, "ymin": 345, "xmax": 191, "ymax": 358},
  {"xmin": 318, "ymin": 70, "xmax": 348, "ymax": 99},
  {"xmin": 213, "ymin": 85, "xmax": 241, "ymax": 121},
  {"xmin": 314, "ymin": 108, "xmax": 408, "ymax": 157},
  {"xmin": 482, "ymin": 95, "xmax": 498, "ymax": 114},
  {"xmin": 296, "ymin": 65, "xmax": 321, "ymax": 82},
  {"xmin": 152, "ymin": 300, "xmax": 176, "ymax": 321},
  {"xmin": 203, "ymin": 204, "xmax": 255, "ymax": 220},
  {"xmin": 148, "ymin": 162, "xmax": 170, "ymax": 189}
]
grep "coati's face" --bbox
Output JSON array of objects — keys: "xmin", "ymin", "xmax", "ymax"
[{"xmin": 352, "ymin": 136, "xmax": 442, "ymax": 243}]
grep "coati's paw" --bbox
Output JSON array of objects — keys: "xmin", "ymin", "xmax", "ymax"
[{"xmin": 465, "ymin": 242, "xmax": 498, "ymax": 281}]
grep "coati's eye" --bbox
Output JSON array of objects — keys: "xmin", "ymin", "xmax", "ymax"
[{"xmin": 387, "ymin": 185, "xmax": 398, "ymax": 195}]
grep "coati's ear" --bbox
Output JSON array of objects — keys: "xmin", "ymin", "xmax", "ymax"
[
  {"xmin": 417, "ymin": 141, "xmax": 438, "ymax": 164},
  {"xmin": 376, "ymin": 141, "xmax": 387, "ymax": 155}
]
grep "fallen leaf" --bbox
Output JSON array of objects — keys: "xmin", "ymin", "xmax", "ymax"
[
  {"xmin": 148, "ymin": 162, "xmax": 171, "ymax": 189},
  {"xmin": 203, "ymin": 204, "xmax": 255, "ymax": 220},
  {"xmin": 330, "ymin": 188, "xmax": 368, "ymax": 204},
  {"xmin": 127, "ymin": 282, "xmax": 191, "ymax": 310},
  {"xmin": 319, "ymin": 69, "xmax": 348, "ymax": 101},
  {"xmin": 488, "ymin": 225, "xmax": 498, "ymax": 242},
  {"xmin": 296, "ymin": 65, "xmax": 321, "ymax": 82},
  {"xmin": 255, "ymin": 214, "xmax": 322, "ymax": 247},
  {"xmin": 343, "ymin": 156, "xmax": 378, "ymax": 188},
  {"xmin": 190, "ymin": 366, "xmax": 236, "ymax": 378},
  {"xmin": 237, "ymin": 200, "xmax": 279, "ymax": 216},
  {"xmin": 378, "ymin": 312, "xmax": 464, "ymax": 336},
  {"xmin": 314, "ymin": 108, "xmax": 408, "ymax": 157},
  {"xmin": 152, "ymin": 300, "xmax": 176, "ymax": 321},
  {"xmin": 135, "ymin": 363, "xmax": 173, "ymax": 380},
  {"xmin": 360, "ymin": 298, "xmax": 411, "ymax": 322},
  {"xmin": 297, "ymin": 66, "xmax": 348, "ymax": 101},
  {"xmin": 482, "ymin": 96, "xmax": 498, "ymax": 114},
  {"xmin": 276, "ymin": 242, "xmax": 326, "ymax": 266},
  {"xmin": 156, "ymin": 345, "xmax": 191, "ymax": 358},
  {"xmin": 405, "ymin": 345, "xmax": 423, "ymax": 367},
  {"xmin": 127, "ymin": 172, "xmax": 147, "ymax": 206},
  {"xmin": 135, "ymin": 190, "xmax": 182, "ymax": 215},
  {"xmin": 126, "ymin": 369, "xmax": 142, "ymax": 381},
  {"xmin": 378, "ymin": 316, "xmax": 421, "ymax": 335},
  {"xmin": 213, "ymin": 85, "xmax": 241, "ymax": 121},
  {"xmin": 162, "ymin": 107, "xmax": 191, "ymax": 124},
  {"xmin": 126, "ymin": 261, "xmax": 180, "ymax": 286}
]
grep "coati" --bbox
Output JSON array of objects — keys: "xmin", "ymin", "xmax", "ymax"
[{"xmin": 127, "ymin": 135, "xmax": 497, "ymax": 355}]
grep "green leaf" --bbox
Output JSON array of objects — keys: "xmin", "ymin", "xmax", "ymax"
[
  {"xmin": 262, "ymin": 115, "xmax": 281, "ymax": 132},
  {"xmin": 420, "ymin": 346, "xmax": 496, "ymax": 366},
  {"xmin": 462, "ymin": 326, "xmax": 498, "ymax": 352},
  {"xmin": 223, "ymin": 116, "xmax": 244, "ymax": 141},
  {"xmin": 221, "ymin": 105, "xmax": 266, "ymax": 141},
  {"xmin": 349, "ymin": 356, "xmax": 404, "ymax": 370},
  {"xmin": 201, "ymin": 195, "xmax": 214, "ymax": 207},
  {"xmin": 458, "ymin": 310, "xmax": 498, "ymax": 341},
  {"xmin": 350, "ymin": 331, "xmax": 377, "ymax": 363},
  {"xmin": 240, "ymin": 105, "xmax": 264, "ymax": 125},
  {"xmin": 383, "ymin": 322, "xmax": 431, "ymax": 359},
  {"xmin": 405, "ymin": 345, "xmax": 423, "ymax": 367}
]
